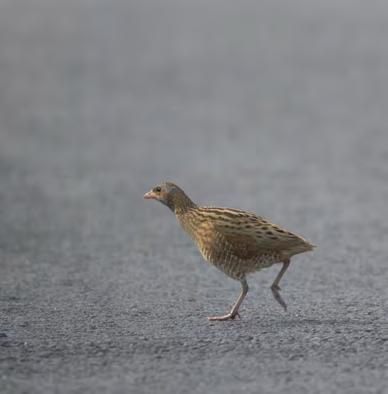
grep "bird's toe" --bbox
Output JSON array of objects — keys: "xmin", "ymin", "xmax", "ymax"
[{"xmin": 208, "ymin": 312, "xmax": 240, "ymax": 321}]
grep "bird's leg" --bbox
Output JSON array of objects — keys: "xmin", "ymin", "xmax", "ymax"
[
  {"xmin": 271, "ymin": 259, "xmax": 290, "ymax": 311},
  {"xmin": 208, "ymin": 279, "xmax": 249, "ymax": 321}
]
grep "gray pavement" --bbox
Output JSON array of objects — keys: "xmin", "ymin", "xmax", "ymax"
[{"xmin": 0, "ymin": 1, "xmax": 387, "ymax": 393}]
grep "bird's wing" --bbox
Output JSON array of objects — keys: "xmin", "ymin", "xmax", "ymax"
[
  {"xmin": 215, "ymin": 229, "xmax": 265, "ymax": 260},
  {"xmin": 213, "ymin": 220, "xmax": 312, "ymax": 259}
]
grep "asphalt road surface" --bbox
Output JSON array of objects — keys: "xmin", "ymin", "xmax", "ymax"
[{"xmin": 0, "ymin": 1, "xmax": 387, "ymax": 393}]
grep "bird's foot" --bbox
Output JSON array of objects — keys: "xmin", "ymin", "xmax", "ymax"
[
  {"xmin": 271, "ymin": 284, "xmax": 287, "ymax": 311},
  {"xmin": 208, "ymin": 312, "xmax": 241, "ymax": 321}
]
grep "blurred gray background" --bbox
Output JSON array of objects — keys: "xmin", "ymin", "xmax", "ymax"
[{"xmin": 0, "ymin": 1, "xmax": 387, "ymax": 393}]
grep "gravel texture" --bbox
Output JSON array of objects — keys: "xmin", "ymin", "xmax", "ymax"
[{"xmin": 0, "ymin": 1, "xmax": 387, "ymax": 393}]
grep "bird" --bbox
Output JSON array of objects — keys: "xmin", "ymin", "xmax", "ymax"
[{"xmin": 144, "ymin": 182, "xmax": 315, "ymax": 321}]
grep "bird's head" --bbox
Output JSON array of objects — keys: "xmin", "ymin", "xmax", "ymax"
[{"xmin": 144, "ymin": 182, "xmax": 195, "ymax": 212}]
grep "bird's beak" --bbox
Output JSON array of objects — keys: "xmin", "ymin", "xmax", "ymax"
[{"xmin": 144, "ymin": 190, "xmax": 157, "ymax": 200}]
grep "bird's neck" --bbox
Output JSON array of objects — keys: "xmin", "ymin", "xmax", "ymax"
[
  {"xmin": 174, "ymin": 204, "xmax": 200, "ymax": 239},
  {"xmin": 168, "ymin": 190, "xmax": 196, "ymax": 215}
]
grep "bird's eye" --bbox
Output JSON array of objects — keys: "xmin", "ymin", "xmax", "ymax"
[{"xmin": 154, "ymin": 186, "xmax": 162, "ymax": 193}]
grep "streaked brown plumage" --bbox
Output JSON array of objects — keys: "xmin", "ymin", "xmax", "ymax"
[{"xmin": 144, "ymin": 182, "xmax": 315, "ymax": 321}]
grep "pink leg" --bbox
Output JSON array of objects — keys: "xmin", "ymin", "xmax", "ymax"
[{"xmin": 271, "ymin": 259, "xmax": 290, "ymax": 311}]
